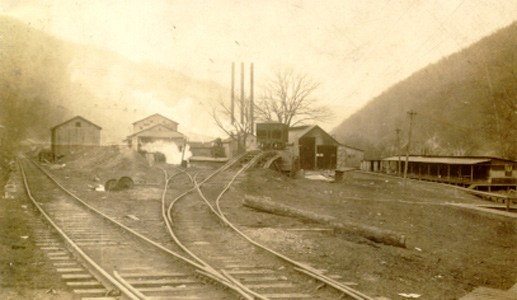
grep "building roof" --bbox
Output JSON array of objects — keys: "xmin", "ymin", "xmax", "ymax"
[
  {"xmin": 381, "ymin": 155, "xmax": 514, "ymax": 165},
  {"xmin": 51, "ymin": 116, "xmax": 102, "ymax": 131},
  {"xmin": 132, "ymin": 113, "xmax": 178, "ymax": 125},
  {"xmin": 339, "ymin": 144, "xmax": 365, "ymax": 152},
  {"xmin": 288, "ymin": 125, "xmax": 340, "ymax": 146},
  {"xmin": 126, "ymin": 124, "xmax": 184, "ymax": 139}
]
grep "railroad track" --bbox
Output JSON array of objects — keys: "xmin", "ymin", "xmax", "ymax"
[
  {"xmin": 164, "ymin": 151, "xmax": 376, "ymax": 300},
  {"xmin": 18, "ymin": 158, "xmax": 251, "ymax": 299}
]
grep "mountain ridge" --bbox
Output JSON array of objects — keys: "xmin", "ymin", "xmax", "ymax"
[
  {"xmin": 332, "ymin": 22, "xmax": 517, "ymax": 160},
  {"xmin": 0, "ymin": 16, "xmax": 228, "ymax": 146}
]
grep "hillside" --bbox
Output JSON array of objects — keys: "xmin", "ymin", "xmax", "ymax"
[
  {"xmin": 332, "ymin": 22, "xmax": 517, "ymax": 160},
  {"xmin": 0, "ymin": 16, "xmax": 228, "ymax": 147}
]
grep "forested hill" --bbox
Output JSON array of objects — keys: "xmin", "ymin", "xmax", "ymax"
[
  {"xmin": 332, "ymin": 22, "xmax": 517, "ymax": 160},
  {"xmin": 0, "ymin": 16, "xmax": 227, "ymax": 147}
]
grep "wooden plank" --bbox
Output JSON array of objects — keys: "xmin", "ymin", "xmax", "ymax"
[
  {"xmin": 62, "ymin": 273, "xmax": 93, "ymax": 279},
  {"xmin": 66, "ymin": 281, "xmax": 102, "ymax": 287},
  {"xmin": 53, "ymin": 262, "xmax": 77, "ymax": 267},
  {"xmin": 72, "ymin": 288, "xmax": 108, "ymax": 295},
  {"xmin": 262, "ymin": 293, "xmax": 312, "ymax": 298},
  {"xmin": 48, "ymin": 256, "xmax": 70, "ymax": 260},
  {"xmin": 47, "ymin": 251, "xmax": 68, "ymax": 256},
  {"xmin": 118, "ymin": 272, "xmax": 190, "ymax": 278},
  {"xmin": 225, "ymin": 269, "xmax": 275, "ymax": 275},
  {"xmin": 245, "ymin": 283, "xmax": 296, "ymax": 289},
  {"xmin": 126, "ymin": 278, "xmax": 198, "ymax": 285},
  {"xmin": 56, "ymin": 268, "xmax": 84, "ymax": 273}
]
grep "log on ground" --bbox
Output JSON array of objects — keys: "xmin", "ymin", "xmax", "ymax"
[{"xmin": 243, "ymin": 195, "xmax": 406, "ymax": 248}]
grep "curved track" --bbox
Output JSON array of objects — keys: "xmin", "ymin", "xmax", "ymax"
[
  {"xmin": 164, "ymin": 152, "xmax": 376, "ymax": 300},
  {"xmin": 19, "ymin": 158, "xmax": 246, "ymax": 300}
]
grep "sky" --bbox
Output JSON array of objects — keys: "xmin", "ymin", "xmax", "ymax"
[{"xmin": 2, "ymin": 0, "xmax": 517, "ymax": 131}]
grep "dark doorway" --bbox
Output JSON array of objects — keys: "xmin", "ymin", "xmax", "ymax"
[
  {"xmin": 317, "ymin": 145, "xmax": 337, "ymax": 169},
  {"xmin": 299, "ymin": 137, "xmax": 316, "ymax": 170}
]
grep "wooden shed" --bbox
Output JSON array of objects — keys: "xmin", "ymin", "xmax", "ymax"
[
  {"xmin": 288, "ymin": 125, "xmax": 340, "ymax": 170},
  {"xmin": 337, "ymin": 144, "xmax": 365, "ymax": 169},
  {"xmin": 381, "ymin": 155, "xmax": 517, "ymax": 190},
  {"xmin": 51, "ymin": 116, "xmax": 101, "ymax": 158}
]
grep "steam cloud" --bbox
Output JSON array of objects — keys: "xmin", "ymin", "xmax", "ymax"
[{"xmin": 141, "ymin": 140, "xmax": 192, "ymax": 165}]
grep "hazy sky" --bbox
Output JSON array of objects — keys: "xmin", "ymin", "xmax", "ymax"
[{"xmin": 2, "ymin": 0, "xmax": 517, "ymax": 130}]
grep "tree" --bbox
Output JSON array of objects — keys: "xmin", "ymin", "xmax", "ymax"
[
  {"xmin": 210, "ymin": 94, "xmax": 254, "ymax": 154},
  {"xmin": 255, "ymin": 68, "xmax": 332, "ymax": 127}
]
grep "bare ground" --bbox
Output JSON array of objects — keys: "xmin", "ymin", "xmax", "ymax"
[{"xmin": 1, "ymin": 148, "xmax": 515, "ymax": 299}]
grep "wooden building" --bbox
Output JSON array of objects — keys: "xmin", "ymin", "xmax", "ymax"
[
  {"xmin": 361, "ymin": 160, "xmax": 382, "ymax": 172},
  {"xmin": 126, "ymin": 114, "xmax": 185, "ymax": 151},
  {"xmin": 288, "ymin": 125, "xmax": 340, "ymax": 170},
  {"xmin": 132, "ymin": 113, "xmax": 178, "ymax": 132},
  {"xmin": 337, "ymin": 144, "xmax": 365, "ymax": 169},
  {"xmin": 51, "ymin": 116, "xmax": 101, "ymax": 158},
  {"xmin": 381, "ymin": 155, "xmax": 517, "ymax": 190}
]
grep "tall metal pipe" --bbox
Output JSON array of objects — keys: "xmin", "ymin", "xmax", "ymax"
[
  {"xmin": 250, "ymin": 63, "xmax": 254, "ymax": 134},
  {"xmin": 231, "ymin": 62, "xmax": 235, "ymax": 124},
  {"xmin": 240, "ymin": 62, "xmax": 244, "ymax": 124}
]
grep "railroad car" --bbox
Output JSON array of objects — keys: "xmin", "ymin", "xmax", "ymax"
[{"xmin": 256, "ymin": 122, "xmax": 288, "ymax": 150}]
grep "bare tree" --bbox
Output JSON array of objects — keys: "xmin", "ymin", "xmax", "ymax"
[
  {"xmin": 210, "ymin": 95, "xmax": 253, "ymax": 154},
  {"xmin": 255, "ymin": 68, "xmax": 332, "ymax": 127}
]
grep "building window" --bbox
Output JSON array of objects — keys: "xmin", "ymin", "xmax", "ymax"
[{"xmin": 75, "ymin": 122, "xmax": 81, "ymax": 127}]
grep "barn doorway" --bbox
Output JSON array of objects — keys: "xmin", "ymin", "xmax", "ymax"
[
  {"xmin": 317, "ymin": 145, "xmax": 337, "ymax": 169},
  {"xmin": 299, "ymin": 137, "xmax": 316, "ymax": 170}
]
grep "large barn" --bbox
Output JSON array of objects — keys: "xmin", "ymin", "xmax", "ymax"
[
  {"xmin": 51, "ymin": 116, "xmax": 101, "ymax": 158},
  {"xmin": 126, "ymin": 114, "xmax": 185, "ymax": 151},
  {"xmin": 288, "ymin": 125, "xmax": 364, "ymax": 170},
  {"xmin": 288, "ymin": 125, "xmax": 342, "ymax": 170}
]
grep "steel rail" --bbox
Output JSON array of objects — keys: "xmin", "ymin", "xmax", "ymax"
[
  {"xmin": 18, "ymin": 158, "xmax": 142, "ymax": 300},
  {"xmin": 113, "ymin": 271, "xmax": 148, "ymax": 299},
  {"xmin": 160, "ymin": 168, "xmax": 253, "ymax": 300},
  {"xmin": 24, "ymin": 158, "xmax": 246, "ymax": 299},
  {"xmin": 194, "ymin": 153, "xmax": 377, "ymax": 300},
  {"xmin": 161, "ymin": 153, "xmax": 272, "ymax": 299},
  {"xmin": 159, "ymin": 167, "xmax": 255, "ymax": 300}
]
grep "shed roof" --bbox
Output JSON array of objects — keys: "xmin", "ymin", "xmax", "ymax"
[
  {"xmin": 339, "ymin": 144, "xmax": 365, "ymax": 152},
  {"xmin": 383, "ymin": 156, "xmax": 493, "ymax": 165},
  {"xmin": 288, "ymin": 125, "xmax": 340, "ymax": 145},
  {"xmin": 51, "ymin": 116, "xmax": 102, "ymax": 131},
  {"xmin": 132, "ymin": 113, "xmax": 178, "ymax": 125}
]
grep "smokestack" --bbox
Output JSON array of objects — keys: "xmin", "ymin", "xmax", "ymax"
[
  {"xmin": 240, "ymin": 62, "xmax": 244, "ymax": 124},
  {"xmin": 231, "ymin": 62, "xmax": 235, "ymax": 124},
  {"xmin": 250, "ymin": 63, "xmax": 254, "ymax": 135}
]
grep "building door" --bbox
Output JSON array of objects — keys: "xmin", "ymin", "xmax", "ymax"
[
  {"xmin": 317, "ymin": 145, "xmax": 337, "ymax": 169},
  {"xmin": 299, "ymin": 137, "xmax": 315, "ymax": 170}
]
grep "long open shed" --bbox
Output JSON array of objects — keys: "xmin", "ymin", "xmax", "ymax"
[{"xmin": 381, "ymin": 155, "xmax": 517, "ymax": 190}]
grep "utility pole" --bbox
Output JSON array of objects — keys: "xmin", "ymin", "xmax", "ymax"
[
  {"xmin": 403, "ymin": 110, "xmax": 417, "ymax": 188},
  {"xmin": 396, "ymin": 128, "xmax": 401, "ymax": 176}
]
